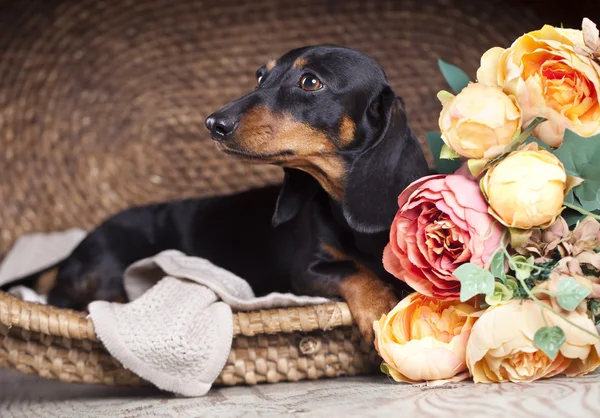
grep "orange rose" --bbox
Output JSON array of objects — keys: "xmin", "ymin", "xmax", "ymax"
[
  {"xmin": 477, "ymin": 22, "xmax": 600, "ymax": 147},
  {"xmin": 374, "ymin": 293, "xmax": 478, "ymax": 384},
  {"xmin": 480, "ymin": 144, "xmax": 567, "ymax": 229},
  {"xmin": 466, "ymin": 300, "xmax": 600, "ymax": 383},
  {"xmin": 438, "ymin": 83, "xmax": 522, "ymax": 159}
]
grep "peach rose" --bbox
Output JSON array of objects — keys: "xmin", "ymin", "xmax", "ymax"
[
  {"xmin": 374, "ymin": 293, "xmax": 477, "ymax": 384},
  {"xmin": 481, "ymin": 144, "xmax": 567, "ymax": 229},
  {"xmin": 466, "ymin": 299, "xmax": 600, "ymax": 383},
  {"xmin": 477, "ymin": 22, "xmax": 600, "ymax": 147},
  {"xmin": 438, "ymin": 83, "xmax": 522, "ymax": 159},
  {"xmin": 383, "ymin": 174, "xmax": 503, "ymax": 300}
]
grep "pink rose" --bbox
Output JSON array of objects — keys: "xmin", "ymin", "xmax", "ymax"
[{"xmin": 383, "ymin": 174, "xmax": 503, "ymax": 300}]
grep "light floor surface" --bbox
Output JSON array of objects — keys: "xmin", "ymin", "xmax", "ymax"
[{"xmin": 1, "ymin": 368, "xmax": 599, "ymax": 417}]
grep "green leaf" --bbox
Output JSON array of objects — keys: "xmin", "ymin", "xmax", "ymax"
[
  {"xmin": 437, "ymin": 90, "xmax": 454, "ymax": 105},
  {"xmin": 534, "ymin": 326, "xmax": 566, "ymax": 360},
  {"xmin": 564, "ymin": 188, "xmax": 578, "ymax": 206},
  {"xmin": 554, "ymin": 130, "xmax": 600, "ymax": 212},
  {"xmin": 509, "ymin": 228, "xmax": 533, "ymax": 249},
  {"xmin": 563, "ymin": 207, "xmax": 600, "ymax": 227},
  {"xmin": 484, "ymin": 281, "xmax": 514, "ymax": 306},
  {"xmin": 505, "ymin": 277, "xmax": 519, "ymax": 295},
  {"xmin": 438, "ymin": 59, "xmax": 471, "ymax": 94},
  {"xmin": 512, "ymin": 255, "xmax": 535, "ymax": 281},
  {"xmin": 427, "ymin": 132, "xmax": 463, "ymax": 174},
  {"xmin": 490, "ymin": 251, "xmax": 506, "ymax": 281},
  {"xmin": 454, "ymin": 263, "xmax": 495, "ymax": 302},
  {"xmin": 557, "ymin": 276, "xmax": 591, "ymax": 311},
  {"xmin": 440, "ymin": 144, "xmax": 461, "ymax": 160},
  {"xmin": 468, "ymin": 158, "xmax": 489, "ymax": 178},
  {"xmin": 380, "ymin": 362, "xmax": 390, "ymax": 376}
]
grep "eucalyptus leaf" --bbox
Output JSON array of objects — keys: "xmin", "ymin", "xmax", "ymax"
[
  {"xmin": 454, "ymin": 263, "xmax": 495, "ymax": 302},
  {"xmin": 490, "ymin": 251, "xmax": 506, "ymax": 281},
  {"xmin": 534, "ymin": 326, "xmax": 566, "ymax": 360},
  {"xmin": 563, "ymin": 207, "xmax": 600, "ymax": 227},
  {"xmin": 427, "ymin": 131, "xmax": 463, "ymax": 174},
  {"xmin": 438, "ymin": 59, "xmax": 471, "ymax": 94},
  {"xmin": 554, "ymin": 130, "xmax": 600, "ymax": 212},
  {"xmin": 557, "ymin": 276, "xmax": 591, "ymax": 311},
  {"xmin": 564, "ymin": 188, "xmax": 578, "ymax": 205}
]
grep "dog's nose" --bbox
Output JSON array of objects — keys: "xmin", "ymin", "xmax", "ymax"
[
  {"xmin": 205, "ymin": 114, "xmax": 237, "ymax": 140},
  {"xmin": 205, "ymin": 116, "xmax": 216, "ymax": 131}
]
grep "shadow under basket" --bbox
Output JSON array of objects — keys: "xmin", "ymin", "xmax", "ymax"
[{"xmin": 0, "ymin": 291, "xmax": 379, "ymax": 387}]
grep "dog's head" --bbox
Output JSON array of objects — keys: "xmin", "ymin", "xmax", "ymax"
[{"xmin": 206, "ymin": 45, "xmax": 429, "ymax": 233}]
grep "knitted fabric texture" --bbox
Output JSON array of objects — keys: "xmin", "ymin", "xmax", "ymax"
[{"xmin": 89, "ymin": 250, "xmax": 330, "ymax": 397}]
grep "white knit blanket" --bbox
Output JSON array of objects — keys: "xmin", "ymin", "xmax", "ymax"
[{"xmin": 0, "ymin": 230, "xmax": 329, "ymax": 397}]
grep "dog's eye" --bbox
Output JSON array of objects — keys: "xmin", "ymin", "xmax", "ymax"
[
  {"xmin": 300, "ymin": 74, "xmax": 322, "ymax": 91},
  {"xmin": 256, "ymin": 73, "xmax": 264, "ymax": 87}
]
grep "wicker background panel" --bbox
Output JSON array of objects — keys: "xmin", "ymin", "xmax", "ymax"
[{"xmin": 0, "ymin": 0, "xmax": 590, "ymax": 256}]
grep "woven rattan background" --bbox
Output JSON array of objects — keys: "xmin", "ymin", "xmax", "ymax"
[{"xmin": 0, "ymin": 0, "xmax": 591, "ymax": 256}]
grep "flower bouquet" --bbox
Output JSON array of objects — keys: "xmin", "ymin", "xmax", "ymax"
[{"xmin": 373, "ymin": 18, "xmax": 600, "ymax": 384}]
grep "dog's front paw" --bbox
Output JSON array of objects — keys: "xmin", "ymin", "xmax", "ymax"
[
  {"xmin": 352, "ymin": 287, "xmax": 399, "ymax": 344},
  {"xmin": 340, "ymin": 274, "xmax": 399, "ymax": 345}
]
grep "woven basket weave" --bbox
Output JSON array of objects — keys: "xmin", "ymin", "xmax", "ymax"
[
  {"xmin": 0, "ymin": 291, "xmax": 376, "ymax": 386},
  {"xmin": 0, "ymin": 0, "xmax": 578, "ymax": 388}
]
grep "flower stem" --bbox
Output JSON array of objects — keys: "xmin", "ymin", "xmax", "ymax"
[
  {"xmin": 532, "ymin": 289, "xmax": 558, "ymax": 297},
  {"xmin": 563, "ymin": 202, "xmax": 600, "ymax": 221},
  {"xmin": 512, "ymin": 261, "xmax": 553, "ymax": 274}
]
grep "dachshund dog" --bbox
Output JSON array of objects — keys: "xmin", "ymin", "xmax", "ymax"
[{"xmin": 48, "ymin": 45, "xmax": 429, "ymax": 343}]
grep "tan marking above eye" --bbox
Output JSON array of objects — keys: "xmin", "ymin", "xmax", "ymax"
[
  {"xmin": 266, "ymin": 60, "xmax": 277, "ymax": 71},
  {"xmin": 293, "ymin": 57, "xmax": 308, "ymax": 69},
  {"xmin": 338, "ymin": 116, "xmax": 356, "ymax": 148}
]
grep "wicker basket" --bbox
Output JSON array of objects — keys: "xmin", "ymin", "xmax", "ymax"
[
  {"xmin": 0, "ymin": 0, "xmax": 577, "ymax": 389},
  {"xmin": 0, "ymin": 291, "xmax": 377, "ymax": 386}
]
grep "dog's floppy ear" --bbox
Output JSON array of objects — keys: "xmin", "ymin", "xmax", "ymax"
[
  {"xmin": 342, "ymin": 86, "xmax": 429, "ymax": 234},
  {"xmin": 272, "ymin": 168, "xmax": 320, "ymax": 227}
]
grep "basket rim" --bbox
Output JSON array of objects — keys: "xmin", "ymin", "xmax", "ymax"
[{"xmin": 0, "ymin": 290, "xmax": 355, "ymax": 342}]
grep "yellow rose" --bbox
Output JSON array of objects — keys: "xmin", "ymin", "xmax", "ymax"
[
  {"xmin": 481, "ymin": 144, "xmax": 567, "ymax": 229},
  {"xmin": 373, "ymin": 292, "xmax": 477, "ymax": 384},
  {"xmin": 477, "ymin": 23, "xmax": 600, "ymax": 147},
  {"xmin": 466, "ymin": 300, "xmax": 600, "ymax": 383},
  {"xmin": 438, "ymin": 83, "xmax": 522, "ymax": 159}
]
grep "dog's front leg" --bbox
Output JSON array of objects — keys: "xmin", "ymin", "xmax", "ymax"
[
  {"xmin": 337, "ymin": 266, "xmax": 399, "ymax": 344},
  {"xmin": 298, "ymin": 254, "xmax": 399, "ymax": 344}
]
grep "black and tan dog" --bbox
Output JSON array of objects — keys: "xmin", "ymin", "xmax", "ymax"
[{"xmin": 48, "ymin": 45, "xmax": 429, "ymax": 342}]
